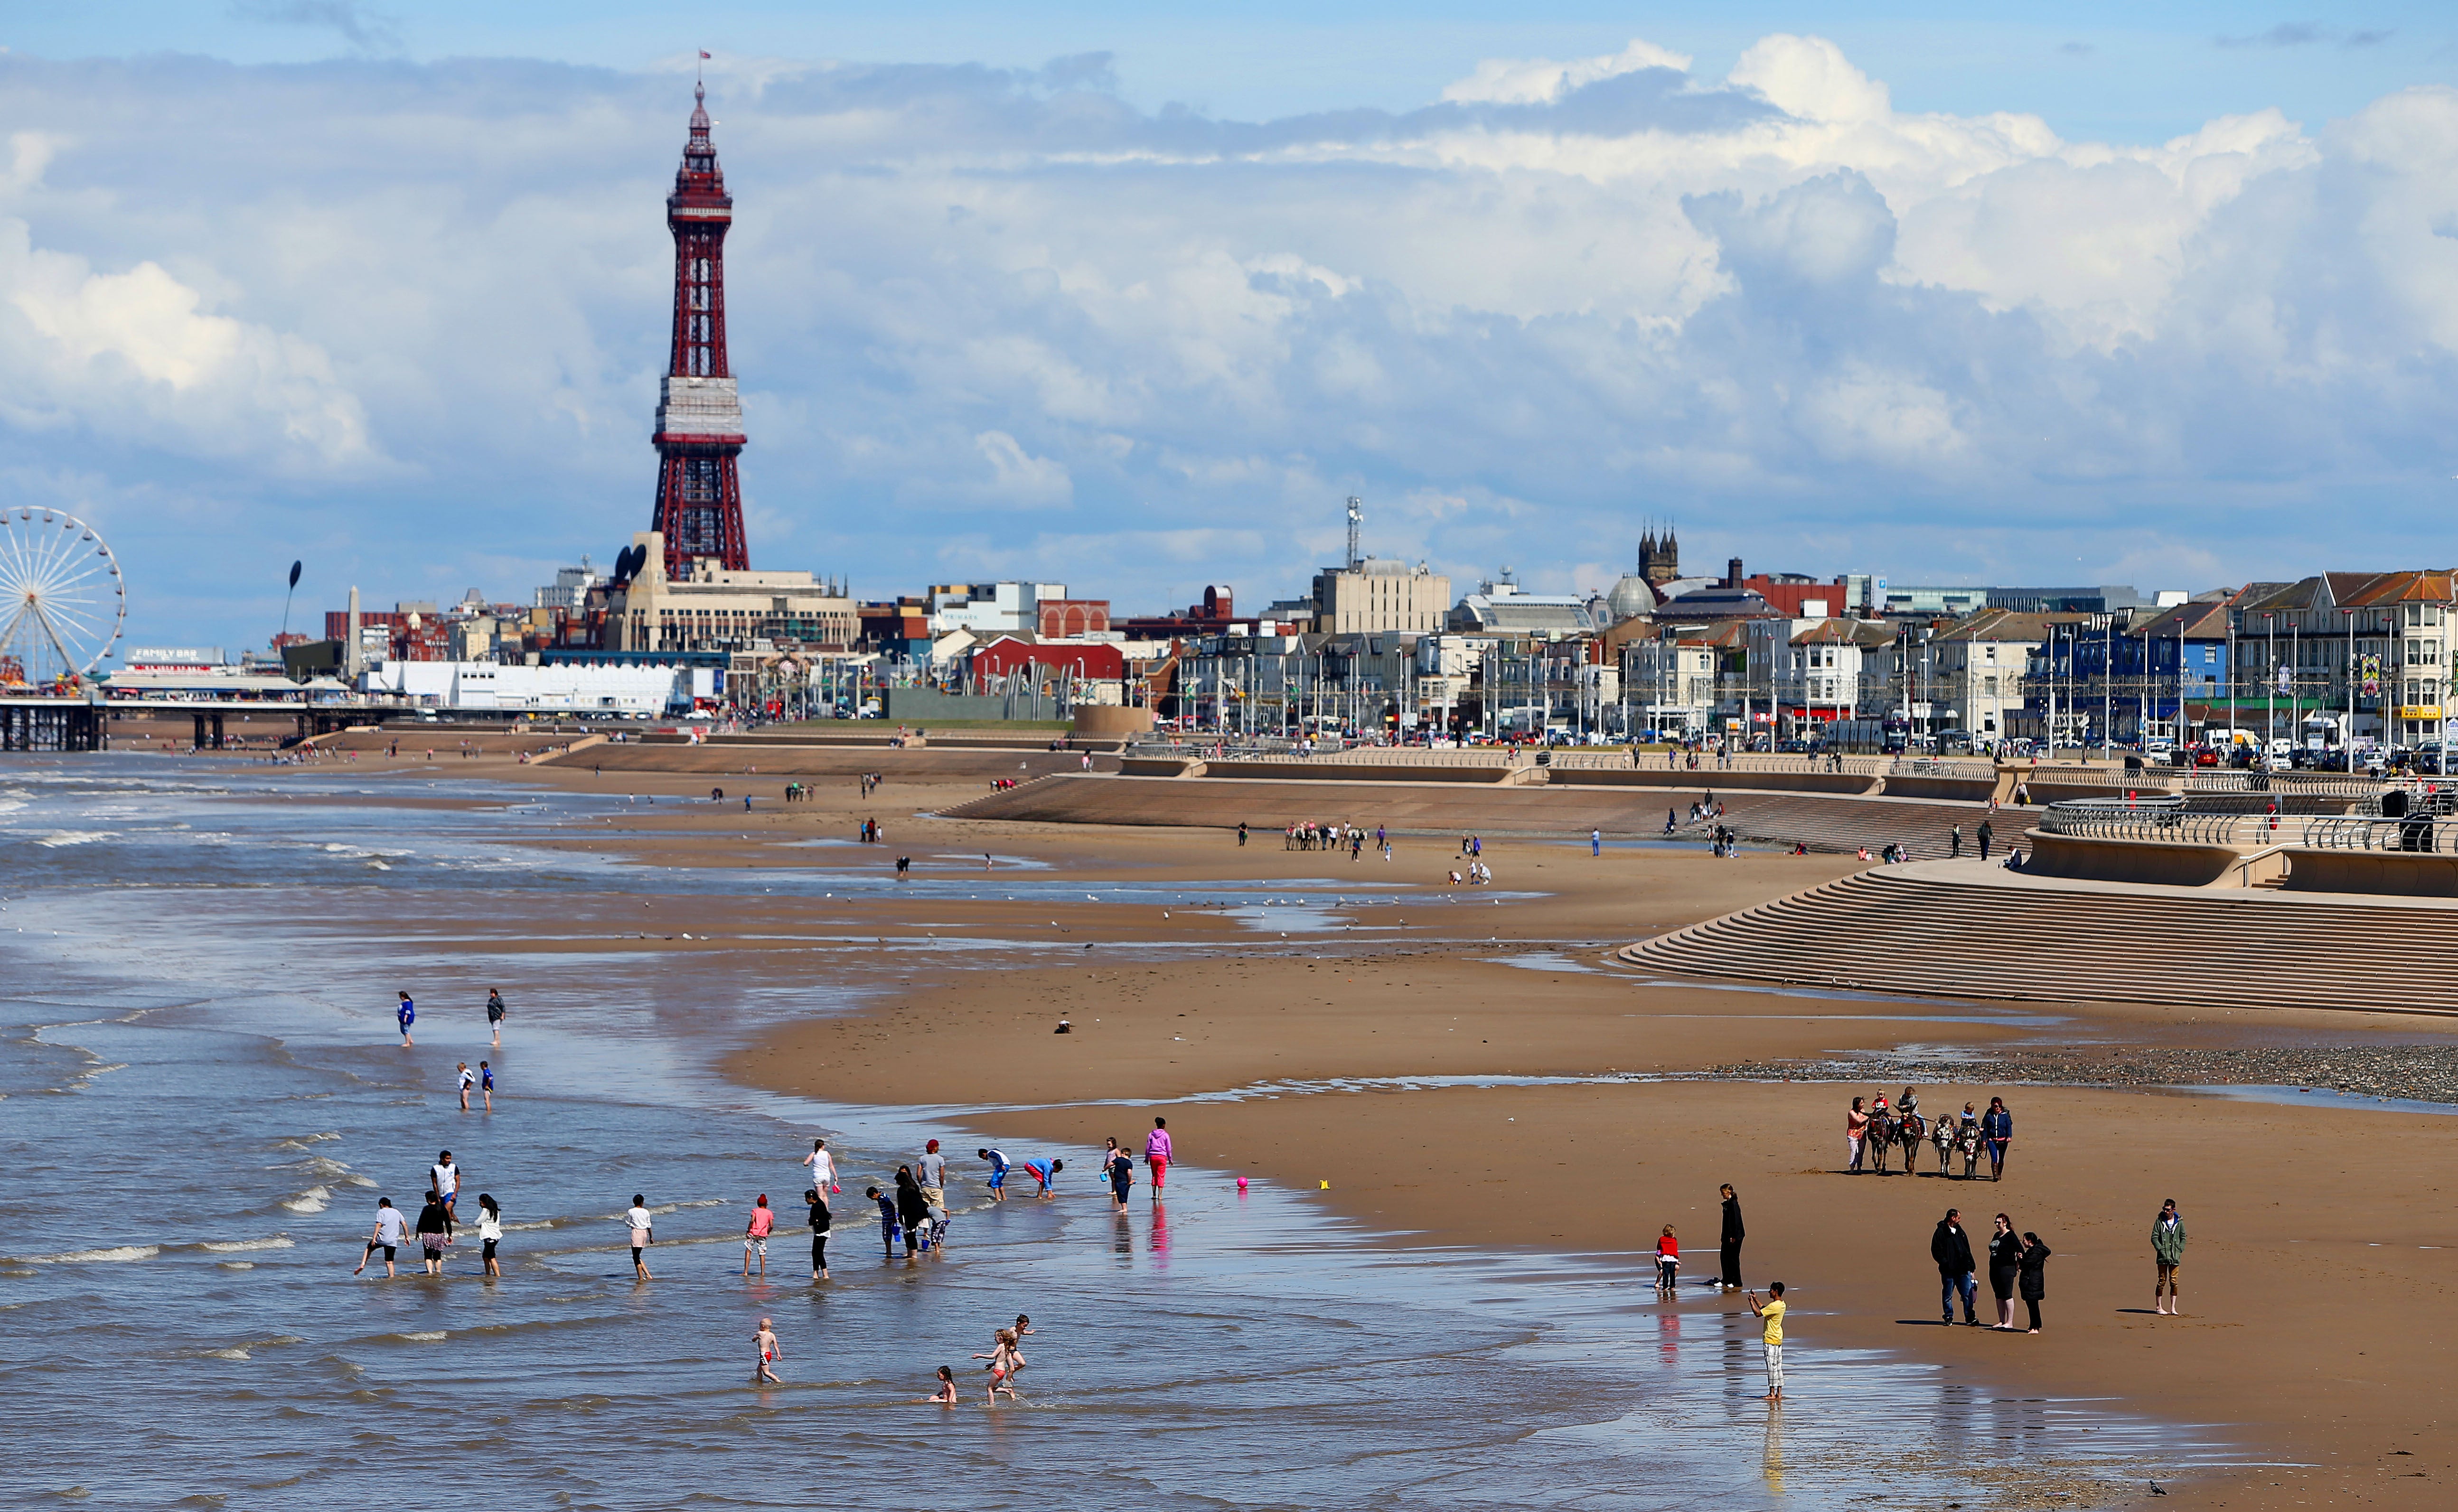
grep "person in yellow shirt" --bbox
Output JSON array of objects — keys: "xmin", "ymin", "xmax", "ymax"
[{"xmin": 1748, "ymin": 1282, "xmax": 1786, "ymax": 1402}]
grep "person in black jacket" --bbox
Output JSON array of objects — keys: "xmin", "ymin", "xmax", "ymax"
[
  {"xmin": 1988, "ymin": 1213, "xmax": 2022, "ymax": 1328},
  {"xmin": 2017, "ymin": 1231, "xmax": 2050, "ymax": 1333},
  {"xmin": 1719, "ymin": 1184, "xmax": 1745, "ymax": 1290},
  {"xmin": 1932, "ymin": 1209, "xmax": 1978, "ymax": 1325},
  {"xmin": 894, "ymin": 1167, "xmax": 932, "ymax": 1258}
]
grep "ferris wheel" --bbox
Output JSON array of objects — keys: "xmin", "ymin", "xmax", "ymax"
[{"xmin": 0, "ymin": 508, "xmax": 126, "ymax": 690}]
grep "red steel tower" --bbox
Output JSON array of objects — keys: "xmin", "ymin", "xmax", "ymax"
[{"xmin": 648, "ymin": 82, "xmax": 750, "ymax": 575}]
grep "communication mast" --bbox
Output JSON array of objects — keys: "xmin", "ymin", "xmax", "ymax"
[
  {"xmin": 648, "ymin": 80, "xmax": 751, "ymax": 577},
  {"xmin": 1345, "ymin": 495, "xmax": 1362, "ymax": 569}
]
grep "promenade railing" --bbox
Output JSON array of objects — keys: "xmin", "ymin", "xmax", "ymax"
[{"xmin": 2302, "ymin": 815, "xmax": 2455, "ymax": 855}]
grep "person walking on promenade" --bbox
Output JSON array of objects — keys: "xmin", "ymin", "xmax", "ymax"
[
  {"xmin": 1653, "ymin": 1226, "xmax": 1679, "ymax": 1291},
  {"xmin": 1988, "ymin": 1213, "xmax": 2022, "ymax": 1328},
  {"xmin": 806, "ymin": 1188, "xmax": 832, "ymax": 1280},
  {"xmin": 396, "ymin": 991, "xmax": 415, "ymax": 1046},
  {"xmin": 1846, "ymin": 1097, "xmax": 1869, "ymax": 1173},
  {"xmin": 1933, "ymin": 1208, "xmax": 1979, "ymax": 1325},
  {"xmin": 626, "ymin": 1195, "xmax": 655, "ymax": 1279},
  {"xmin": 2152, "ymin": 1199, "xmax": 2187, "ymax": 1314},
  {"xmin": 743, "ymin": 1195, "xmax": 775, "ymax": 1277},
  {"xmin": 1977, "ymin": 819, "xmax": 1994, "ymax": 861},
  {"xmin": 1949, "ymin": 824, "xmax": 1963, "ymax": 858},
  {"xmin": 2018, "ymin": 1231, "xmax": 2051, "ymax": 1333},
  {"xmin": 477, "ymin": 1194, "xmax": 503, "ymax": 1278},
  {"xmin": 1145, "ymin": 1117, "xmax": 1173, "ymax": 1199},
  {"xmin": 1982, "ymin": 1098, "xmax": 2013, "ymax": 1180},
  {"xmin": 485, "ymin": 988, "xmax": 506, "ymax": 1047},
  {"xmin": 1748, "ymin": 1282, "xmax": 1786, "ymax": 1402}
]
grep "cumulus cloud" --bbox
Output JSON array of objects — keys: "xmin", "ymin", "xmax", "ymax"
[
  {"xmin": 1441, "ymin": 38, "xmax": 1693, "ymax": 106},
  {"xmin": 0, "ymin": 41, "xmax": 2451, "ymax": 647}
]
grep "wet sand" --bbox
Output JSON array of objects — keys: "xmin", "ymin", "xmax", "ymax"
[{"xmin": 186, "ymin": 737, "xmax": 2458, "ymax": 1509}]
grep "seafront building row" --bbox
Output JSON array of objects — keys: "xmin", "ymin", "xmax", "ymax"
[{"xmin": 122, "ymin": 538, "xmax": 2453, "ymax": 758}]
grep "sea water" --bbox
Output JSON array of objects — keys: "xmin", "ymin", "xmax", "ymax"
[{"xmin": 0, "ymin": 756, "xmax": 2237, "ymax": 1507}]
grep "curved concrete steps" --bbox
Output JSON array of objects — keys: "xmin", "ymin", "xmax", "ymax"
[{"xmin": 1621, "ymin": 865, "xmax": 2458, "ymax": 1014}]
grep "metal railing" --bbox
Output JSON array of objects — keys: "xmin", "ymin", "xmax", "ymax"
[{"xmin": 2302, "ymin": 815, "xmax": 2456, "ymax": 854}]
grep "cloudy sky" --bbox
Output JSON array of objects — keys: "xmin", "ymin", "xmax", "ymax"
[{"xmin": 3, "ymin": 4, "xmax": 2456, "ymax": 655}]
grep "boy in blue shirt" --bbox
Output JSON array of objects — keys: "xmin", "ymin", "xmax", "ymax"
[
  {"xmin": 978, "ymin": 1148, "xmax": 1012, "ymax": 1201},
  {"xmin": 866, "ymin": 1185, "xmax": 900, "ymax": 1256}
]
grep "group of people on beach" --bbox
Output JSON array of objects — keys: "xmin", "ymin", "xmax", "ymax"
[
  {"xmin": 1931, "ymin": 1207, "xmax": 2054, "ymax": 1332},
  {"xmin": 1846, "ymin": 1088, "xmax": 2014, "ymax": 1179},
  {"xmin": 354, "ymin": 1148, "xmax": 504, "ymax": 1280}
]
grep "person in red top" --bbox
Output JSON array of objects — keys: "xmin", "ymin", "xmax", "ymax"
[
  {"xmin": 1654, "ymin": 1225, "xmax": 1679, "ymax": 1291},
  {"xmin": 742, "ymin": 1194, "xmax": 775, "ymax": 1277},
  {"xmin": 1144, "ymin": 1117, "xmax": 1173, "ymax": 1199}
]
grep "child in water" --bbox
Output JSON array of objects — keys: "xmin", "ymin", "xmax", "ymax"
[
  {"xmin": 1655, "ymin": 1226, "xmax": 1679, "ymax": 1291},
  {"xmin": 974, "ymin": 1328, "xmax": 1023, "ymax": 1400},
  {"xmin": 753, "ymin": 1317, "xmax": 781, "ymax": 1384},
  {"xmin": 924, "ymin": 1366, "xmax": 959, "ymax": 1404}
]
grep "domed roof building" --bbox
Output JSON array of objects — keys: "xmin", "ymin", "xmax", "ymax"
[{"xmin": 1604, "ymin": 573, "xmax": 1659, "ymax": 623}]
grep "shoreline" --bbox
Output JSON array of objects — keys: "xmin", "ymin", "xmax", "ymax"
[{"xmin": 56, "ymin": 746, "xmax": 2458, "ymax": 1509}]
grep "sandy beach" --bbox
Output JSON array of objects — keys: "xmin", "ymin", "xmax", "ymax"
[{"xmin": 166, "ymin": 734, "xmax": 2458, "ymax": 1509}]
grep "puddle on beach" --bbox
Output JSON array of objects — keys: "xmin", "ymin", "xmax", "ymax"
[
  {"xmin": 0, "ymin": 755, "xmax": 2248, "ymax": 1506},
  {"xmin": 2168, "ymin": 1084, "xmax": 2458, "ymax": 1116}
]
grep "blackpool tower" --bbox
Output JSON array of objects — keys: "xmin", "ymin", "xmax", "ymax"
[{"xmin": 647, "ymin": 82, "xmax": 750, "ymax": 576}]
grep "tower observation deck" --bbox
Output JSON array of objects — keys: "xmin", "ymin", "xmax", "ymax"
[{"xmin": 648, "ymin": 82, "xmax": 750, "ymax": 576}]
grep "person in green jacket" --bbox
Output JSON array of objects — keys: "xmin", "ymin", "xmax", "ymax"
[{"xmin": 2152, "ymin": 1198, "xmax": 2187, "ymax": 1315}]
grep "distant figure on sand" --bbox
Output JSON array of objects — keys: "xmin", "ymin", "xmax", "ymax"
[
  {"xmin": 1846, "ymin": 1097, "xmax": 1868, "ymax": 1172},
  {"xmin": 1989, "ymin": 1213, "xmax": 2021, "ymax": 1327},
  {"xmin": 396, "ymin": 991, "xmax": 415, "ymax": 1046},
  {"xmin": 1933, "ymin": 1208, "xmax": 1979, "ymax": 1325},
  {"xmin": 1982, "ymin": 1097, "xmax": 2013, "ymax": 1180},
  {"xmin": 2152, "ymin": 1199, "xmax": 2186, "ymax": 1315},
  {"xmin": 1719, "ymin": 1184, "xmax": 1745, "ymax": 1289},
  {"xmin": 2018, "ymin": 1230, "xmax": 2051, "ymax": 1332},
  {"xmin": 1748, "ymin": 1282, "xmax": 1785, "ymax": 1401}
]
